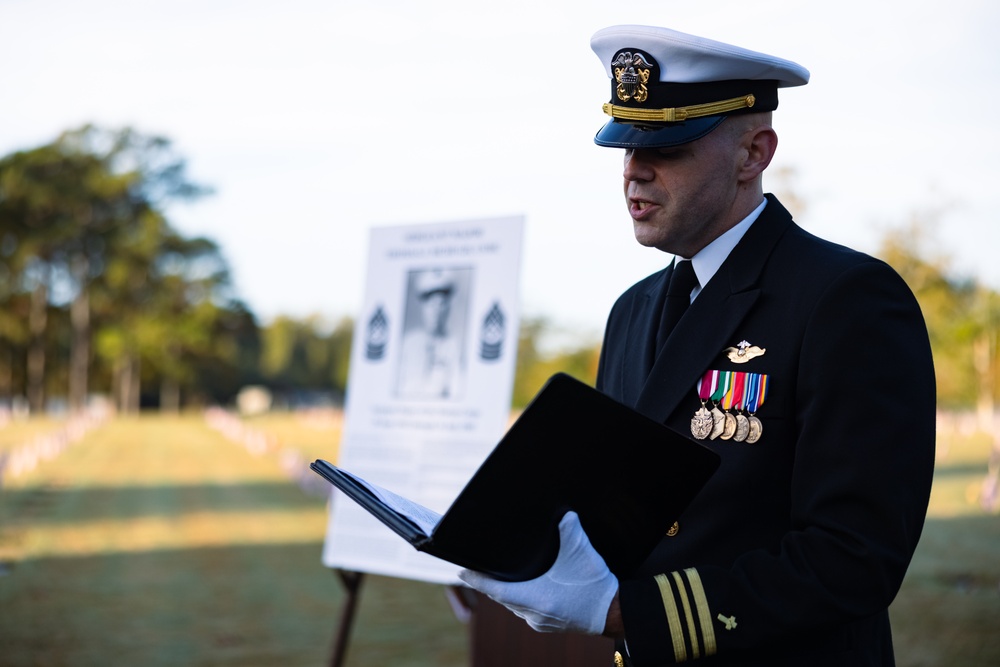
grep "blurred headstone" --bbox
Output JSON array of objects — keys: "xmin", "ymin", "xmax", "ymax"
[{"xmin": 237, "ymin": 386, "xmax": 272, "ymax": 417}]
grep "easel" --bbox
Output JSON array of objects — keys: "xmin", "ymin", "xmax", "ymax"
[
  {"xmin": 328, "ymin": 570, "xmax": 365, "ymax": 667},
  {"xmin": 327, "ymin": 569, "xmax": 479, "ymax": 667},
  {"xmin": 327, "ymin": 567, "xmax": 610, "ymax": 667}
]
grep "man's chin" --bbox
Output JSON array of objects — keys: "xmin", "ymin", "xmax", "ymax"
[{"xmin": 631, "ymin": 225, "xmax": 671, "ymax": 253}]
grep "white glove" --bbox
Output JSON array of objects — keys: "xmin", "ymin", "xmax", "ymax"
[{"xmin": 458, "ymin": 511, "xmax": 618, "ymax": 635}]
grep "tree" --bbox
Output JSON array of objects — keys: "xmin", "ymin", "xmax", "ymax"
[
  {"xmin": 969, "ymin": 288, "xmax": 1000, "ymax": 430},
  {"xmin": 60, "ymin": 126, "xmax": 211, "ymax": 412},
  {"xmin": 190, "ymin": 300, "xmax": 261, "ymax": 407},
  {"xmin": 0, "ymin": 142, "xmax": 108, "ymax": 411},
  {"xmin": 0, "ymin": 125, "xmax": 212, "ymax": 413},
  {"xmin": 877, "ymin": 214, "xmax": 999, "ymax": 412},
  {"xmin": 328, "ymin": 316, "xmax": 354, "ymax": 393},
  {"xmin": 89, "ymin": 208, "xmax": 242, "ymax": 412},
  {"xmin": 510, "ymin": 317, "xmax": 601, "ymax": 409},
  {"xmin": 258, "ymin": 315, "xmax": 353, "ymax": 404}
]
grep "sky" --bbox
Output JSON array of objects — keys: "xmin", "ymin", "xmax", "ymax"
[{"xmin": 3, "ymin": 0, "xmax": 998, "ymax": 347}]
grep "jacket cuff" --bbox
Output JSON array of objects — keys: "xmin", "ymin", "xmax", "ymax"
[{"xmin": 620, "ymin": 568, "xmax": 718, "ymax": 664}]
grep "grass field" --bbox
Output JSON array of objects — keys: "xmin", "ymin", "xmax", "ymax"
[
  {"xmin": 889, "ymin": 427, "xmax": 1000, "ymax": 666},
  {"xmin": 0, "ymin": 417, "xmax": 70, "ymax": 453},
  {"xmin": 0, "ymin": 414, "xmax": 468, "ymax": 666},
  {"xmin": 0, "ymin": 413, "xmax": 997, "ymax": 666}
]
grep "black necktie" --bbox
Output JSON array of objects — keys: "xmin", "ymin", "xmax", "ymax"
[{"xmin": 656, "ymin": 259, "xmax": 698, "ymax": 352}]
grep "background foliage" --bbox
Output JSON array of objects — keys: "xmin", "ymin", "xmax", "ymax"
[{"xmin": 1, "ymin": 127, "xmax": 999, "ymax": 414}]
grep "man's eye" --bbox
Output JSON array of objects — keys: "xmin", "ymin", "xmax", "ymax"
[{"xmin": 656, "ymin": 149, "xmax": 684, "ymax": 159}]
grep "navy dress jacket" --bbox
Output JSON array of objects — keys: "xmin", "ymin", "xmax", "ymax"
[{"xmin": 596, "ymin": 195, "xmax": 936, "ymax": 666}]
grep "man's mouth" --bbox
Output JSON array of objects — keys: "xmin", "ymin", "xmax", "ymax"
[{"xmin": 629, "ymin": 198, "xmax": 656, "ymax": 217}]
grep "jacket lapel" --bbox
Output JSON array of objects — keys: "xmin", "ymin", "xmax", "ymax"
[{"xmin": 634, "ymin": 195, "xmax": 793, "ymax": 423}]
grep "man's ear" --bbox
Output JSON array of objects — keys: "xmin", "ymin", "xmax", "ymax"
[{"xmin": 738, "ymin": 126, "xmax": 778, "ymax": 183}]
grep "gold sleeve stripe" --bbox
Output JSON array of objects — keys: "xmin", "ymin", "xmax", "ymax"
[
  {"xmin": 671, "ymin": 571, "xmax": 701, "ymax": 659},
  {"xmin": 654, "ymin": 573, "xmax": 687, "ymax": 663},
  {"xmin": 684, "ymin": 568, "xmax": 717, "ymax": 657}
]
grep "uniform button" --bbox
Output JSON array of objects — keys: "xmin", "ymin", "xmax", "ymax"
[
  {"xmin": 613, "ymin": 650, "xmax": 625, "ymax": 667},
  {"xmin": 666, "ymin": 521, "xmax": 680, "ymax": 537}
]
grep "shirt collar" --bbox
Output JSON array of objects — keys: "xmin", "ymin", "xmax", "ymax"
[{"xmin": 679, "ymin": 198, "xmax": 767, "ymax": 301}]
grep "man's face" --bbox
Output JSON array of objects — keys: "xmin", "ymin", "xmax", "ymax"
[
  {"xmin": 420, "ymin": 290, "xmax": 452, "ymax": 336},
  {"xmin": 622, "ymin": 123, "xmax": 744, "ymax": 258}
]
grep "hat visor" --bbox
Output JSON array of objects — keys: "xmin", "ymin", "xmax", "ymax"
[{"xmin": 594, "ymin": 115, "xmax": 726, "ymax": 149}]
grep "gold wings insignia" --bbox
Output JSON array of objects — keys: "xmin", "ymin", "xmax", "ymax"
[{"xmin": 725, "ymin": 340, "xmax": 765, "ymax": 364}]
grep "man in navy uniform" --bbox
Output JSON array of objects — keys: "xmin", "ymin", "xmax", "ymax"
[
  {"xmin": 396, "ymin": 268, "xmax": 466, "ymax": 399},
  {"xmin": 460, "ymin": 24, "xmax": 936, "ymax": 666}
]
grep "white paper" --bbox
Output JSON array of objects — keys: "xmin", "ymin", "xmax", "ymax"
[
  {"xmin": 338, "ymin": 468, "xmax": 443, "ymax": 536},
  {"xmin": 322, "ymin": 216, "xmax": 523, "ymax": 584}
]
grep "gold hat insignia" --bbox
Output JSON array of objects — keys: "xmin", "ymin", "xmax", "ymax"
[
  {"xmin": 611, "ymin": 51, "xmax": 652, "ymax": 103},
  {"xmin": 725, "ymin": 340, "xmax": 765, "ymax": 364}
]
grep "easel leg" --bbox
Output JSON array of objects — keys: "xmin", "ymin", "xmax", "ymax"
[{"xmin": 329, "ymin": 569, "xmax": 365, "ymax": 667}]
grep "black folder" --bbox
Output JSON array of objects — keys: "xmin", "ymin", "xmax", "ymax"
[{"xmin": 312, "ymin": 373, "xmax": 720, "ymax": 582}]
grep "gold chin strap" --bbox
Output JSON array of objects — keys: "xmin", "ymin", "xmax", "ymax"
[{"xmin": 603, "ymin": 94, "xmax": 756, "ymax": 123}]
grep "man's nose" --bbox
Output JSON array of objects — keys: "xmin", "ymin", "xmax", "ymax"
[{"xmin": 623, "ymin": 150, "xmax": 653, "ymax": 182}]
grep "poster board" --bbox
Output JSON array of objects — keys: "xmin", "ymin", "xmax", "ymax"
[{"xmin": 322, "ymin": 216, "xmax": 524, "ymax": 584}]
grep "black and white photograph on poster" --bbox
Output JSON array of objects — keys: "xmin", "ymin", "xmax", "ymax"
[
  {"xmin": 395, "ymin": 267, "xmax": 473, "ymax": 401},
  {"xmin": 323, "ymin": 216, "xmax": 524, "ymax": 584}
]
